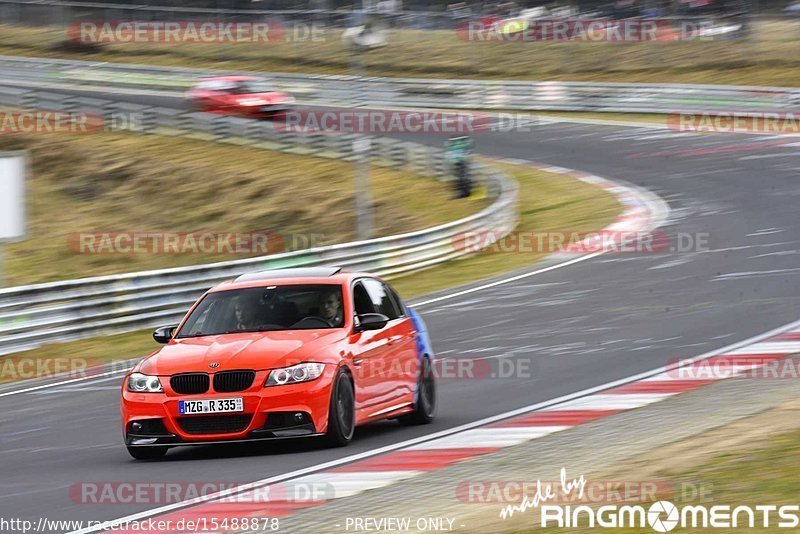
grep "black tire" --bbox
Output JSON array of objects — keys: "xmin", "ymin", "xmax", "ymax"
[
  {"xmin": 126, "ymin": 446, "xmax": 169, "ymax": 460},
  {"xmin": 323, "ymin": 368, "xmax": 355, "ymax": 447},
  {"xmin": 399, "ymin": 357, "xmax": 437, "ymax": 425}
]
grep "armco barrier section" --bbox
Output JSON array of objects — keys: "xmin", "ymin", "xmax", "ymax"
[
  {"xmin": 0, "ymin": 55, "xmax": 797, "ymax": 115},
  {"xmin": 0, "ymin": 90, "xmax": 519, "ymax": 356}
]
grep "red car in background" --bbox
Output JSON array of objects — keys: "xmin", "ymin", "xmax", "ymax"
[
  {"xmin": 121, "ymin": 267, "xmax": 437, "ymax": 459},
  {"xmin": 186, "ymin": 75, "xmax": 295, "ymax": 118}
]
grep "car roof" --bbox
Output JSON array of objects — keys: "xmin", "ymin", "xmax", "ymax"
[
  {"xmin": 200, "ymin": 75, "xmax": 257, "ymax": 82},
  {"xmin": 209, "ymin": 268, "xmax": 374, "ymax": 293},
  {"xmin": 235, "ymin": 267, "xmax": 342, "ymax": 282}
]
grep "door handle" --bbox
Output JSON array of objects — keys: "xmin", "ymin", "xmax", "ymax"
[{"xmin": 353, "ymin": 358, "xmax": 364, "ymax": 366}]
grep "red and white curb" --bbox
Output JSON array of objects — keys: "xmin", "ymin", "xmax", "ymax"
[
  {"xmin": 495, "ymin": 158, "xmax": 670, "ymax": 255},
  {"xmin": 100, "ymin": 319, "xmax": 800, "ymax": 534}
]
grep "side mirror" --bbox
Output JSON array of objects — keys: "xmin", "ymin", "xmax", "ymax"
[
  {"xmin": 153, "ymin": 325, "xmax": 178, "ymax": 344},
  {"xmin": 355, "ymin": 313, "xmax": 390, "ymax": 332}
]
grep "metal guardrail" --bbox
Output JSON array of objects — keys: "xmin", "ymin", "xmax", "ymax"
[
  {"xmin": 3, "ymin": 52, "xmax": 795, "ymax": 355},
  {"xmin": 0, "ymin": 55, "xmax": 797, "ymax": 114},
  {"xmin": 0, "ymin": 88, "xmax": 519, "ymax": 356}
]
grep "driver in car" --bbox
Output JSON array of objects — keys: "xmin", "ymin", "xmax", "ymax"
[
  {"xmin": 319, "ymin": 288, "xmax": 343, "ymax": 327},
  {"xmin": 232, "ymin": 298, "xmax": 258, "ymax": 331}
]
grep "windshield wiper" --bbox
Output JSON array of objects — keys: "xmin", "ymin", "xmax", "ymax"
[
  {"xmin": 177, "ymin": 332, "xmax": 211, "ymax": 338},
  {"xmin": 221, "ymin": 327, "xmax": 284, "ymax": 334},
  {"xmin": 178, "ymin": 327, "xmax": 285, "ymax": 338}
]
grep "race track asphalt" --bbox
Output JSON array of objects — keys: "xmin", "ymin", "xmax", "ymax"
[{"xmin": 1, "ymin": 86, "xmax": 799, "ymax": 531}]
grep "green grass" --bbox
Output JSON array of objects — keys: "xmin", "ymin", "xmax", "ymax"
[
  {"xmin": 0, "ymin": 131, "xmax": 483, "ymax": 286},
  {"xmin": 1, "ymin": 21, "xmax": 798, "ymax": 86},
  {"xmin": 391, "ymin": 159, "xmax": 620, "ymax": 297},
  {"xmin": 3, "ymin": 159, "xmax": 621, "ymax": 380}
]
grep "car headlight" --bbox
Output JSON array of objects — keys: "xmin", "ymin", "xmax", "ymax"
[
  {"xmin": 265, "ymin": 363, "xmax": 325, "ymax": 386},
  {"xmin": 127, "ymin": 372, "xmax": 164, "ymax": 393}
]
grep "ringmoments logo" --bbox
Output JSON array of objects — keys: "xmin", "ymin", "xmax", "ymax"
[
  {"xmin": 500, "ymin": 469, "xmax": 800, "ymax": 531},
  {"xmin": 535, "ymin": 501, "xmax": 800, "ymax": 531}
]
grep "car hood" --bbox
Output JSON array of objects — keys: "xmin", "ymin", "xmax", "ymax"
[
  {"xmin": 139, "ymin": 329, "xmax": 344, "ymax": 376},
  {"xmin": 233, "ymin": 92, "xmax": 290, "ymax": 106}
]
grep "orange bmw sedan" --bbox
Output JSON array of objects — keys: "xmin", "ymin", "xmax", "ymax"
[{"xmin": 121, "ymin": 267, "xmax": 436, "ymax": 459}]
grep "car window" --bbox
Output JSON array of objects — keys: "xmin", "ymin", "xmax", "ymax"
[
  {"xmin": 186, "ymin": 299, "xmax": 216, "ymax": 333},
  {"xmin": 176, "ymin": 284, "xmax": 344, "ymax": 337},
  {"xmin": 362, "ymin": 278, "xmax": 401, "ymax": 320},
  {"xmin": 352, "ymin": 282, "xmax": 375, "ymax": 316},
  {"xmin": 386, "ymin": 284, "xmax": 407, "ymax": 317},
  {"xmin": 198, "ymin": 79, "xmax": 231, "ymax": 91},
  {"xmin": 230, "ymin": 80, "xmax": 272, "ymax": 94}
]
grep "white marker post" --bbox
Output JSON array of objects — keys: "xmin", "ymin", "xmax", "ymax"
[{"xmin": 0, "ymin": 151, "xmax": 27, "ymax": 287}]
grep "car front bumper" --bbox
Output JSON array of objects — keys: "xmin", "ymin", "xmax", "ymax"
[{"xmin": 121, "ymin": 368, "xmax": 333, "ymax": 447}]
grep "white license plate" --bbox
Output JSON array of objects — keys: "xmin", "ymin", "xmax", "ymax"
[{"xmin": 179, "ymin": 398, "xmax": 244, "ymax": 415}]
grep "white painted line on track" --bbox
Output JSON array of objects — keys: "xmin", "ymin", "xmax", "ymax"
[
  {"xmin": 406, "ymin": 426, "xmax": 569, "ymax": 449},
  {"xmin": 278, "ymin": 471, "xmax": 423, "ymax": 499},
  {"xmin": 412, "ymin": 252, "xmax": 603, "ymax": 308},
  {"xmin": 0, "ymin": 368, "xmax": 129, "ymax": 398}
]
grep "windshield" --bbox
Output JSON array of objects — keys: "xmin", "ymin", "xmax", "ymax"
[
  {"xmin": 230, "ymin": 80, "xmax": 273, "ymax": 94},
  {"xmin": 176, "ymin": 285, "xmax": 344, "ymax": 337}
]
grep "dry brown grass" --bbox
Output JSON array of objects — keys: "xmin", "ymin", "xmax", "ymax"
[
  {"xmin": 0, "ymin": 21, "xmax": 798, "ymax": 85},
  {"xmin": 0, "ymin": 131, "xmax": 482, "ymax": 286},
  {"xmin": 4, "ymin": 158, "xmax": 621, "ymax": 372}
]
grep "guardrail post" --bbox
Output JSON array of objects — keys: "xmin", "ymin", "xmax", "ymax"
[
  {"xmin": 389, "ymin": 140, "xmax": 409, "ymax": 168},
  {"xmin": 335, "ymin": 134, "xmax": 359, "ymax": 160},
  {"xmin": 178, "ymin": 112, "xmax": 194, "ymax": 133},
  {"xmin": 432, "ymin": 150, "xmax": 448, "ymax": 180},
  {"xmin": 0, "ymin": 87, "xmax": 26, "ymax": 108},
  {"xmin": 211, "ymin": 116, "xmax": 230, "ymax": 141},
  {"xmin": 19, "ymin": 91, "xmax": 36, "ymax": 110},
  {"xmin": 252, "ymin": 121, "xmax": 289, "ymax": 152},
  {"xmin": 306, "ymin": 132, "xmax": 327, "ymax": 155}
]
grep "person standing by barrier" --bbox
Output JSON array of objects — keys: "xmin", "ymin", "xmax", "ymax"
[{"xmin": 446, "ymin": 136, "xmax": 474, "ymax": 199}]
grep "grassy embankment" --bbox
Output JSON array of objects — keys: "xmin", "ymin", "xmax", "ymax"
[{"xmin": 0, "ymin": 21, "xmax": 798, "ymax": 85}]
